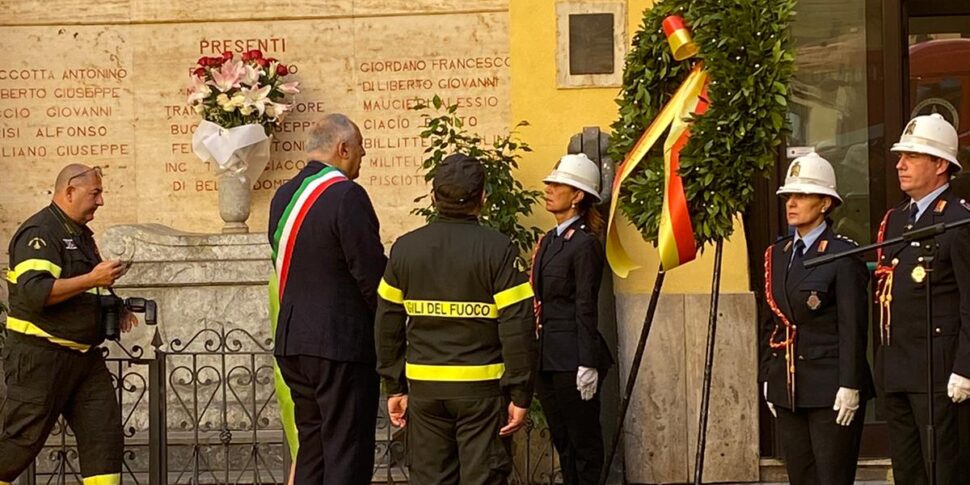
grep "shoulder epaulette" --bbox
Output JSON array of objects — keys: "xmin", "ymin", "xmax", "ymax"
[
  {"xmin": 834, "ymin": 234, "xmax": 859, "ymax": 247},
  {"xmin": 961, "ymin": 199, "xmax": 970, "ymax": 212}
]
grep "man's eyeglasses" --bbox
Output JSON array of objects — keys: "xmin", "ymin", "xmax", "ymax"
[{"xmin": 67, "ymin": 166, "xmax": 103, "ymax": 186}]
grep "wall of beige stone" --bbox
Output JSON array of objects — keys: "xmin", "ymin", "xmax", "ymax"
[{"xmin": 0, "ymin": 1, "xmax": 511, "ymax": 261}]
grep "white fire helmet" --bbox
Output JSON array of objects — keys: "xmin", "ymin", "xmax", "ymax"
[
  {"xmin": 543, "ymin": 153, "xmax": 602, "ymax": 202},
  {"xmin": 776, "ymin": 152, "xmax": 842, "ymax": 206},
  {"xmin": 891, "ymin": 113, "xmax": 961, "ymax": 171}
]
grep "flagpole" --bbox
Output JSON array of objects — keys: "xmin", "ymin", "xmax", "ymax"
[
  {"xmin": 598, "ymin": 264, "xmax": 666, "ymax": 485},
  {"xmin": 693, "ymin": 238, "xmax": 724, "ymax": 484}
]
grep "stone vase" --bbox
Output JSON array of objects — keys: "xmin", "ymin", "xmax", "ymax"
[{"xmin": 218, "ymin": 170, "xmax": 251, "ymax": 234}]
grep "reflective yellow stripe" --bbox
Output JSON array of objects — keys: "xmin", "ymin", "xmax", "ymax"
[
  {"xmin": 8, "ymin": 259, "xmax": 62, "ymax": 283},
  {"xmin": 406, "ymin": 362, "xmax": 505, "ymax": 381},
  {"xmin": 86, "ymin": 287, "xmax": 107, "ymax": 295},
  {"xmin": 5, "ymin": 316, "xmax": 91, "ymax": 352},
  {"xmin": 377, "ymin": 279, "xmax": 404, "ymax": 304},
  {"xmin": 82, "ymin": 474, "xmax": 120, "ymax": 485},
  {"xmin": 403, "ymin": 300, "xmax": 498, "ymax": 319},
  {"xmin": 493, "ymin": 282, "xmax": 534, "ymax": 309}
]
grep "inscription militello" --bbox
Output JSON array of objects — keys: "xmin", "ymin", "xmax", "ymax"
[{"xmin": 0, "ymin": 12, "xmax": 511, "ymax": 252}]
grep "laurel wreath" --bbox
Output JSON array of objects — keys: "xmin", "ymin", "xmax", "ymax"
[{"xmin": 608, "ymin": 0, "xmax": 796, "ymax": 245}]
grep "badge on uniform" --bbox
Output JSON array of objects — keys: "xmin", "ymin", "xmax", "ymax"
[
  {"xmin": 63, "ymin": 238, "xmax": 78, "ymax": 250},
  {"xmin": 911, "ymin": 264, "xmax": 927, "ymax": 283},
  {"xmin": 807, "ymin": 291, "xmax": 822, "ymax": 310},
  {"xmin": 27, "ymin": 237, "xmax": 46, "ymax": 250},
  {"xmin": 817, "ymin": 240, "xmax": 828, "ymax": 253},
  {"xmin": 934, "ymin": 200, "xmax": 947, "ymax": 214}
]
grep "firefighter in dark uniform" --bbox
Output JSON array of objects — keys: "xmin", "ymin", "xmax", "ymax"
[
  {"xmin": 760, "ymin": 153, "xmax": 874, "ymax": 485},
  {"xmin": 874, "ymin": 113, "xmax": 970, "ymax": 485},
  {"xmin": 1, "ymin": 164, "xmax": 136, "ymax": 485},
  {"xmin": 375, "ymin": 153, "xmax": 538, "ymax": 485},
  {"xmin": 532, "ymin": 154, "xmax": 613, "ymax": 485}
]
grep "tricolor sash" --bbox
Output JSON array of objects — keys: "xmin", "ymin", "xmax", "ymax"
[{"xmin": 270, "ymin": 166, "xmax": 348, "ymax": 300}]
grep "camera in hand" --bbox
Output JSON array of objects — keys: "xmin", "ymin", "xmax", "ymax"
[{"xmin": 99, "ymin": 291, "xmax": 157, "ymax": 341}]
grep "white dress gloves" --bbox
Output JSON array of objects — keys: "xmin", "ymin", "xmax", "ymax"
[
  {"xmin": 577, "ymin": 366, "xmax": 598, "ymax": 401},
  {"xmin": 833, "ymin": 387, "xmax": 860, "ymax": 426},
  {"xmin": 948, "ymin": 373, "xmax": 970, "ymax": 403},
  {"xmin": 763, "ymin": 382, "xmax": 776, "ymax": 418}
]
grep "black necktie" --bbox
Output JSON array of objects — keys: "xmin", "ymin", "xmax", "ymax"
[
  {"xmin": 907, "ymin": 203, "xmax": 920, "ymax": 227},
  {"xmin": 789, "ymin": 239, "xmax": 806, "ymax": 270}
]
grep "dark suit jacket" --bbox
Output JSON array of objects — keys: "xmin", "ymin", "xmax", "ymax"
[
  {"xmin": 875, "ymin": 188, "xmax": 970, "ymax": 393},
  {"xmin": 533, "ymin": 219, "xmax": 614, "ymax": 372},
  {"xmin": 268, "ymin": 161, "xmax": 387, "ymax": 363},
  {"xmin": 761, "ymin": 225, "xmax": 875, "ymax": 409}
]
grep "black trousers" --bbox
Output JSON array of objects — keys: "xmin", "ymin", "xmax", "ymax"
[
  {"xmin": 407, "ymin": 394, "xmax": 512, "ymax": 485},
  {"xmin": 0, "ymin": 332, "xmax": 122, "ymax": 482},
  {"xmin": 276, "ymin": 355, "xmax": 379, "ymax": 485},
  {"xmin": 883, "ymin": 391, "xmax": 970, "ymax": 485},
  {"xmin": 536, "ymin": 371, "xmax": 604, "ymax": 485},
  {"xmin": 774, "ymin": 403, "xmax": 865, "ymax": 485}
]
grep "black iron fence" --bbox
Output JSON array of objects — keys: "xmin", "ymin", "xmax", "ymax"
[{"xmin": 16, "ymin": 326, "xmax": 561, "ymax": 484}]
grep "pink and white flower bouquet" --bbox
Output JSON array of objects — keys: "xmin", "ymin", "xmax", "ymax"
[{"xmin": 187, "ymin": 49, "xmax": 300, "ymax": 181}]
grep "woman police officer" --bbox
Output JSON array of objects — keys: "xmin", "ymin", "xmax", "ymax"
[
  {"xmin": 760, "ymin": 152, "xmax": 875, "ymax": 485},
  {"xmin": 531, "ymin": 153, "xmax": 614, "ymax": 485}
]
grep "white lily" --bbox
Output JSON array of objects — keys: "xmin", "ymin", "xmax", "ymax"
[
  {"xmin": 240, "ymin": 84, "xmax": 272, "ymax": 116},
  {"xmin": 240, "ymin": 64, "xmax": 263, "ymax": 86}
]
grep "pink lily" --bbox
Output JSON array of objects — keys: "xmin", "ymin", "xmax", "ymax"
[
  {"xmin": 187, "ymin": 74, "xmax": 211, "ymax": 104},
  {"xmin": 278, "ymin": 81, "xmax": 301, "ymax": 95},
  {"xmin": 240, "ymin": 84, "xmax": 272, "ymax": 116},
  {"xmin": 208, "ymin": 60, "xmax": 245, "ymax": 92}
]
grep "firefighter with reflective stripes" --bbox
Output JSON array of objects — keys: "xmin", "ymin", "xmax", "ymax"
[
  {"xmin": 1, "ymin": 164, "xmax": 135, "ymax": 485},
  {"xmin": 375, "ymin": 153, "xmax": 538, "ymax": 485}
]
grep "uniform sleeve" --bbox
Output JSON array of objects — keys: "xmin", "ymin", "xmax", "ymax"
[
  {"xmin": 573, "ymin": 236, "xmax": 604, "ymax": 368},
  {"xmin": 835, "ymin": 252, "xmax": 871, "ymax": 389},
  {"xmin": 950, "ymin": 225, "xmax": 970, "ymax": 378},
  {"xmin": 7, "ymin": 226, "xmax": 62, "ymax": 311},
  {"xmin": 492, "ymin": 244, "xmax": 538, "ymax": 408},
  {"xmin": 375, "ymin": 247, "xmax": 408, "ymax": 395},
  {"xmin": 337, "ymin": 184, "xmax": 388, "ymax": 314}
]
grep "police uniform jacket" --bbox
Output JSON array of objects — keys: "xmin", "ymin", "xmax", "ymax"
[
  {"xmin": 5, "ymin": 203, "xmax": 105, "ymax": 351},
  {"xmin": 375, "ymin": 215, "xmax": 538, "ymax": 407},
  {"xmin": 268, "ymin": 161, "xmax": 387, "ymax": 363},
  {"xmin": 760, "ymin": 225, "xmax": 875, "ymax": 409},
  {"xmin": 533, "ymin": 219, "xmax": 613, "ymax": 372},
  {"xmin": 875, "ymin": 188, "xmax": 970, "ymax": 393}
]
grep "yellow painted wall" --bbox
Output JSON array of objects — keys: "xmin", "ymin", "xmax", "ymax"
[{"xmin": 510, "ymin": 0, "xmax": 751, "ymax": 294}]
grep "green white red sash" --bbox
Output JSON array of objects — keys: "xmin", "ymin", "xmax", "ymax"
[{"xmin": 270, "ymin": 165, "xmax": 348, "ymax": 300}]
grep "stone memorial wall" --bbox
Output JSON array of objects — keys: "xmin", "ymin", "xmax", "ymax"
[{"xmin": 0, "ymin": 2, "xmax": 511, "ymax": 260}]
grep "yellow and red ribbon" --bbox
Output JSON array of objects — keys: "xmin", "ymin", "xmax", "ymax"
[{"xmin": 606, "ymin": 64, "xmax": 708, "ymax": 276}]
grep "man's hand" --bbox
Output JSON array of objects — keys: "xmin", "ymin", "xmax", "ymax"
[
  {"xmin": 388, "ymin": 394, "xmax": 408, "ymax": 428},
  {"xmin": 833, "ymin": 387, "xmax": 860, "ymax": 426},
  {"xmin": 499, "ymin": 402, "xmax": 528, "ymax": 436},
  {"xmin": 88, "ymin": 260, "xmax": 125, "ymax": 288},
  {"xmin": 121, "ymin": 310, "xmax": 139, "ymax": 333},
  {"xmin": 948, "ymin": 373, "xmax": 970, "ymax": 403}
]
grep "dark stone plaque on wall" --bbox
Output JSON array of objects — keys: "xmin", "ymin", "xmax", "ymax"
[{"xmin": 568, "ymin": 13, "xmax": 614, "ymax": 75}]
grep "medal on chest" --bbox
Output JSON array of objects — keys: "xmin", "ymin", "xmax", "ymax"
[{"xmin": 911, "ymin": 264, "xmax": 926, "ymax": 284}]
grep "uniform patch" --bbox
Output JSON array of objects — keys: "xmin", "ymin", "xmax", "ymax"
[
  {"xmin": 27, "ymin": 237, "xmax": 46, "ymax": 250},
  {"xmin": 807, "ymin": 292, "xmax": 821, "ymax": 311},
  {"xmin": 784, "ymin": 240, "xmax": 793, "ymax": 252},
  {"xmin": 934, "ymin": 200, "xmax": 947, "ymax": 214},
  {"xmin": 817, "ymin": 240, "xmax": 828, "ymax": 253},
  {"xmin": 564, "ymin": 228, "xmax": 576, "ymax": 240},
  {"xmin": 63, "ymin": 238, "xmax": 78, "ymax": 250}
]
